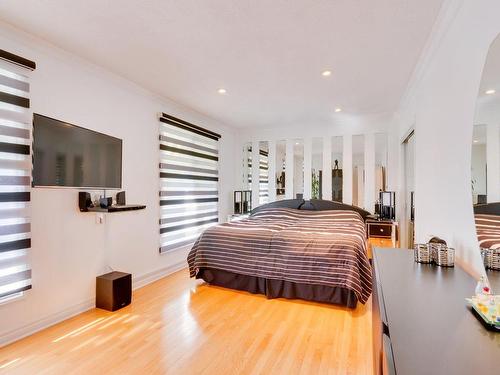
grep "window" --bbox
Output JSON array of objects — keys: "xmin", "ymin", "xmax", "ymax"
[
  {"xmin": 0, "ymin": 50, "xmax": 35, "ymax": 301},
  {"xmin": 159, "ymin": 113, "xmax": 221, "ymax": 253}
]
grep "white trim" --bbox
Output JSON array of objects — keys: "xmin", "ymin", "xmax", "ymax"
[
  {"xmin": 132, "ymin": 260, "xmax": 186, "ymax": 290},
  {"xmin": 0, "ymin": 297, "xmax": 94, "ymax": 348},
  {"xmin": 0, "ymin": 261, "xmax": 187, "ymax": 348}
]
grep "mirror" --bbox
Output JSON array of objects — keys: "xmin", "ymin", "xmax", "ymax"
[
  {"xmin": 293, "ymin": 139, "xmax": 304, "ymax": 199},
  {"xmin": 311, "ymin": 138, "xmax": 323, "ymax": 199},
  {"xmin": 276, "ymin": 140, "xmax": 286, "ymax": 200},
  {"xmin": 472, "ymin": 34, "xmax": 500, "ymax": 272},
  {"xmin": 332, "ymin": 136, "xmax": 343, "ymax": 202},
  {"xmin": 259, "ymin": 141, "xmax": 269, "ymax": 205},
  {"xmin": 352, "ymin": 135, "xmax": 365, "ymax": 208}
]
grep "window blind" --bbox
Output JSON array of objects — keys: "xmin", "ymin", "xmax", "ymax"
[
  {"xmin": 0, "ymin": 50, "xmax": 35, "ymax": 300},
  {"xmin": 159, "ymin": 113, "xmax": 221, "ymax": 253}
]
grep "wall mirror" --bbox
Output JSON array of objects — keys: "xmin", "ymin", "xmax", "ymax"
[
  {"xmin": 352, "ymin": 135, "xmax": 365, "ymax": 209},
  {"xmin": 276, "ymin": 140, "xmax": 286, "ymax": 200},
  {"xmin": 332, "ymin": 136, "xmax": 343, "ymax": 202},
  {"xmin": 259, "ymin": 141, "xmax": 269, "ymax": 205},
  {"xmin": 311, "ymin": 137, "xmax": 323, "ymax": 199},
  {"xmin": 242, "ymin": 142, "xmax": 252, "ymax": 190},
  {"xmin": 293, "ymin": 139, "xmax": 304, "ymax": 199},
  {"xmin": 472, "ymin": 34, "xmax": 500, "ymax": 271}
]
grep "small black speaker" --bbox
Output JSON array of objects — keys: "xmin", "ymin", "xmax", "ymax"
[
  {"xmin": 96, "ymin": 271, "xmax": 132, "ymax": 311},
  {"xmin": 99, "ymin": 197, "xmax": 113, "ymax": 208},
  {"xmin": 116, "ymin": 191, "xmax": 126, "ymax": 205},
  {"xmin": 79, "ymin": 192, "xmax": 93, "ymax": 212}
]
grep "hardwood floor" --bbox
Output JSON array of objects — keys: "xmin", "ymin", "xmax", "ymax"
[{"xmin": 0, "ymin": 269, "xmax": 373, "ymax": 375}]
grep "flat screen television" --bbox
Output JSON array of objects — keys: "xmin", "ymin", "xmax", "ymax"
[{"xmin": 32, "ymin": 114, "xmax": 122, "ymax": 189}]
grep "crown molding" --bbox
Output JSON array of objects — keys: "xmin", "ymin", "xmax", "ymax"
[{"xmin": 398, "ymin": 0, "xmax": 464, "ymax": 111}]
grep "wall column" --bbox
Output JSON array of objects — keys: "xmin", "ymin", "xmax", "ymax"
[
  {"xmin": 322, "ymin": 136, "xmax": 332, "ymax": 200},
  {"xmin": 303, "ymin": 137, "xmax": 312, "ymax": 199},
  {"xmin": 267, "ymin": 140, "xmax": 277, "ymax": 202},
  {"xmin": 251, "ymin": 141, "xmax": 260, "ymax": 208},
  {"xmin": 343, "ymin": 135, "xmax": 353, "ymax": 205},
  {"xmin": 487, "ymin": 124, "xmax": 500, "ymax": 203},
  {"xmin": 285, "ymin": 139, "xmax": 294, "ymax": 199},
  {"xmin": 364, "ymin": 133, "xmax": 376, "ymax": 212}
]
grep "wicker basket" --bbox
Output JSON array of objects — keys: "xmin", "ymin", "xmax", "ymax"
[
  {"xmin": 481, "ymin": 248, "xmax": 500, "ymax": 271},
  {"xmin": 431, "ymin": 244, "xmax": 455, "ymax": 267},
  {"xmin": 414, "ymin": 244, "xmax": 432, "ymax": 264}
]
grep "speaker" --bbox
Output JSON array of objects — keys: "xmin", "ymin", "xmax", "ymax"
[
  {"xmin": 116, "ymin": 191, "xmax": 126, "ymax": 205},
  {"xmin": 79, "ymin": 192, "xmax": 93, "ymax": 212},
  {"xmin": 99, "ymin": 197, "xmax": 113, "ymax": 208},
  {"xmin": 96, "ymin": 271, "xmax": 132, "ymax": 311}
]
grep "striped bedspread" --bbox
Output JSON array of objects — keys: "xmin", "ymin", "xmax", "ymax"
[
  {"xmin": 475, "ymin": 214, "xmax": 500, "ymax": 249},
  {"xmin": 187, "ymin": 208, "xmax": 372, "ymax": 304}
]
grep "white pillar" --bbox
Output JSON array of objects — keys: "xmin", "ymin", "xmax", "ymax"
[
  {"xmin": 364, "ymin": 133, "xmax": 375, "ymax": 213},
  {"xmin": 487, "ymin": 124, "xmax": 500, "ymax": 203},
  {"xmin": 251, "ymin": 141, "xmax": 260, "ymax": 208},
  {"xmin": 303, "ymin": 138, "xmax": 312, "ymax": 200},
  {"xmin": 322, "ymin": 136, "xmax": 332, "ymax": 200},
  {"xmin": 343, "ymin": 135, "xmax": 353, "ymax": 205},
  {"xmin": 268, "ymin": 140, "xmax": 277, "ymax": 202},
  {"xmin": 285, "ymin": 139, "xmax": 294, "ymax": 199}
]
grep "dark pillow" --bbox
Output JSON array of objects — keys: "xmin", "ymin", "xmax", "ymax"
[
  {"xmin": 474, "ymin": 202, "xmax": 500, "ymax": 216},
  {"xmin": 302, "ymin": 199, "xmax": 371, "ymax": 221},
  {"xmin": 251, "ymin": 199, "xmax": 305, "ymax": 215}
]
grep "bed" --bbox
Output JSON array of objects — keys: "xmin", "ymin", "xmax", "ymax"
[
  {"xmin": 474, "ymin": 202, "xmax": 500, "ymax": 249},
  {"xmin": 187, "ymin": 199, "xmax": 372, "ymax": 308}
]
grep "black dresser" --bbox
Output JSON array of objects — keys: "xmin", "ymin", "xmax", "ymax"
[{"xmin": 372, "ymin": 248, "xmax": 500, "ymax": 375}]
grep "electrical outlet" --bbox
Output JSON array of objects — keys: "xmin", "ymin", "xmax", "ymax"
[{"xmin": 96, "ymin": 213, "xmax": 105, "ymax": 224}]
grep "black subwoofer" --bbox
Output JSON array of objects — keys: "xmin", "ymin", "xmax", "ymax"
[{"xmin": 96, "ymin": 271, "xmax": 132, "ymax": 311}]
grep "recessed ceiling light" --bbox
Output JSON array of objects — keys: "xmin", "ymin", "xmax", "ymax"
[
  {"xmin": 217, "ymin": 88, "xmax": 227, "ymax": 94},
  {"xmin": 295, "ymin": 142, "xmax": 299, "ymax": 145},
  {"xmin": 335, "ymin": 108, "xmax": 342, "ymax": 113},
  {"xmin": 322, "ymin": 70, "xmax": 332, "ymax": 77},
  {"xmin": 486, "ymin": 89, "xmax": 496, "ymax": 95},
  {"xmin": 473, "ymin": 140, "xmax": 479, "ymax": 143}
]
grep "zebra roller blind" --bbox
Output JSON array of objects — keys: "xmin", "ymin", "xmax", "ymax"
[
  {"xmin": 159, "ymin": 113, "xmax": 221, "ymax": 253},
  {"xmin": 0, "ymin": 50, "xmax": 35, "ymax": 300}
]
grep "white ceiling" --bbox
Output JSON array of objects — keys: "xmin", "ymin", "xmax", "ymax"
[{"xmin": 0, "ymin": 0, "xmax": 443, "ymax": 128}]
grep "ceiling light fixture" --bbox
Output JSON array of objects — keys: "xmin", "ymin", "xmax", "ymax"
[
  {"xmin": 217, "ymin": 88, "xmax": 227, "ymax": 94},
  {"xmin": 473, "ymin": 140, "xmax": 479, "ymax": 143},
  {"xmin": 335, "ymin": 108, "xmax": 342, "ymax": 113},
  {"xmin": 486, "ymin": 89, "xmax": 496, "ymax": 95},
  {"xmin": 322, "ymin": 70, "xmax": 332, "ymax": 77}
]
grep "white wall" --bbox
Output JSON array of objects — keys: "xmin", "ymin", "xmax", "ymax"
[
  {"xmin": 0, "ymin": 22, "xmax": 236, "ymax": 345},
  {"xmin": 395, "ymin": 0, "xmax": 500, "ymax": 277}
]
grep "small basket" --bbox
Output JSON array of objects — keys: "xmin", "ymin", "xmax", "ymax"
[
  {"xmin": 432, "ymin": 244, "xmax": 455, "ymax": 267},
  {"xmin": 482, "ymin": 248, "xmax": 500, "ymax": 271},
  {"xmin": 414, "ymin": 244, "xmax": 432, "ymax": 264}
]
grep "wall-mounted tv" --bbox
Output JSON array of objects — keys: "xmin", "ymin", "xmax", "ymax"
[{"xmin": 32, "ymin": 114, "xmax": 122, "ymax": 189}]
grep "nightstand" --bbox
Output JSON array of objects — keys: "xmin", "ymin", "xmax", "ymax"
[{"xmin": 366, "ymin": 219, "xmax": 399, "ymax": 248}]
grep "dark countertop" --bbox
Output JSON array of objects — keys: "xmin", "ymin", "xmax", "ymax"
[{"xmin": 373, "ymin": 248, "xmax": 500, "ymax": 375}]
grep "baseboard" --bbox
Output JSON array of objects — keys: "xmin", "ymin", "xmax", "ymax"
[
  {"xmin": 0, "ymin": 298, "xmax": 95, "ymax": 348},
  {"xmin": 132, "ymin": 260, "xmax": 186, "ymax": 290},
  {"xmin": 0, "ymin": 260, "xmax": 187, "ymax": 348}
]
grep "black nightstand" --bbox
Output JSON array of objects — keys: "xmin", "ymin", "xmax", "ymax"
[{"xmin": 366, "ymin": 219, "xmax": 399, "ymax": 248}]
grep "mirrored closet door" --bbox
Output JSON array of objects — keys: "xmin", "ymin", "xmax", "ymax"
[{"xmin": 472, "ymin": 34, "xmax": 500, "ymax": 266}]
